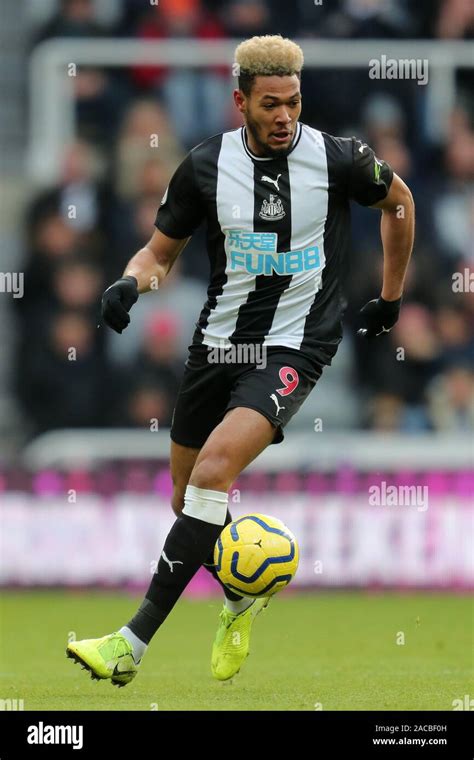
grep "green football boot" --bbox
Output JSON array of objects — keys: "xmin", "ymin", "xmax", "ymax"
[
  {"xmin": 66, "ymin": 632, "xmax": 139, "ymax": 688},
  {"xmin": 211, "ymin": 598, "xmax": 270, "ymax": 681}
]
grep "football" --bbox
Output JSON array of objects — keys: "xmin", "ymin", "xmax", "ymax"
[{"xmin": 214, "ymin": 513, "xmax": 299, "ymax": 597}]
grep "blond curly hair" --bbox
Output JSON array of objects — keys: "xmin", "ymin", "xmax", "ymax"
[{"xmin": 234, "ymin": 35, "xmax": 304, "ymax": 94}]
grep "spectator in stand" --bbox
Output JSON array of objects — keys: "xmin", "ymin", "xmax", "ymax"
[
  {"xmin": 124, "ymin": 383, "xmax": 173, "ymax": 428},
  {"xmin": 365, "ymin": 392, "xmax": 405, "ymax": 432},
  {"xmin": 16, "ymin": 310, "xmax": 114, "ymax": 435},
  {"xmin": 316, "ymin": 0, "xmax": 422, "ymax": 39},
  {"xmin": 113, "ymin": 102, "xmax": 209, "ymax": 281},
  {"xmin": 432, "ymin": 107, "xmax": 474, "ymax": 265},
  {"xmin": 131, "ymin": 1, "xmax": 232, "ymax": 148},
  {"xmin": 22, "ymin": 211, "xmax": 83, "ymax": 311},
  {"xmin": 435, "ymin": 304, "xmax": 474, "ymax": 368},
  {"xmin": 121, "ymin": 312, "xmax": 184, "ymax": 429},
  {"xmin": 26, "ymin": 139, "xmax": 117, "ymax": 241},
  {"xmin": 72, "ymin": 67, "xmax": 129, "ymax": 148},
  {"xmin": 34, "ymin": 0, "xmax": 108, "ymax": 44},
  {"xmin": 361, "ymin": 305, "xmax": 441, "ymax": 432},
  {"xmin": 21, "ymin": 140, "xmax": 113, "ymax": 325},
  {"xmin": 19, "ymin": 255, "xmax": 104, "ymax": 344},
  {"xmin": 52, "ymin": 257, "xmax": 104, "ymax": 314},
  {"xmin": 220, "ymin": 0, "xmax": 271, "ymax": 37},
  {"xmin": 427, "ymin": 366, "xmax": 474, "ymax": 431},
  {"xmin": 436, "ymin": 0, "xmax": 474, "ymax": 39},
  {"xmin": 32, "ymin": 1, "xmax": 127, "ymax": 146},
  {"xmin": 114, "ymin": 100, "xmax": 185, "ymax": 201},
  {"xmin": 136, "ymin": 312, "xmax": 184, "ymax": 388},
  {"xmin": 362, "ymin": 94, "xmax": 406, "ymax": 143}
]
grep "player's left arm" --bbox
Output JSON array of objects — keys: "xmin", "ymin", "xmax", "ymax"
[
  {"xmin": 346, "ymin": 136, "xmax": 415, "ymax": 339},
  {"xmin": 356, "ymin": 173, "xmax": 415, "ymax": 339}
]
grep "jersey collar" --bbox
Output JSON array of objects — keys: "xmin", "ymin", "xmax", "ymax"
[{"xmin": 241, "ymin": 122, "xmax": 302, "ymax": 161}]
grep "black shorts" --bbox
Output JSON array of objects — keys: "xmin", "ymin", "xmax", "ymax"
[{"xmin": 170, "ymin": 344, "xmax": 326, "ymax": 448}]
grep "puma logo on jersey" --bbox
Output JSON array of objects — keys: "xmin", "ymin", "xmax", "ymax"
[
  {"xmin": 270, "ymin": 393, "xmax": 286, "ymax": 416},
  {"xmin": 161, "ymin": 551, "xmax": 183, "ymax": 573},
  {"xmin": 261, "ymin": 173, "xmax": 282, "ymax": 192}
]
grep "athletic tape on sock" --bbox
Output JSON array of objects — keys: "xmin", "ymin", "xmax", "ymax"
[{"xmin": 182, "ymin": 484, "xmax": 228, "ymax": 526}]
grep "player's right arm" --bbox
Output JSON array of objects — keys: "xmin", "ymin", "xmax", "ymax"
[
  {"xmin": 125, "ymin": 229, "xmax": 191, "ymax": 294},
  {"xmin": 100, "ymin": 231, "xmax": 190, "ymax": 334},
  {"xmin": 101, "ymin": 150, "xmax": 205, "ymax": 334}
]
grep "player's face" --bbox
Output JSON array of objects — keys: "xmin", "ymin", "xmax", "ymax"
[{"xmin": 235, "ymin": 75, "xmax": 302, "ymax": 158}]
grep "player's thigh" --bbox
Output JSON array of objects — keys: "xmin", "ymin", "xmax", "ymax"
[
  {"xmin": 188, "ymin": 407, "xmax": 275, "ymax": 491},
  {"xmin": 227, "ymin": 350, "xmax": 323, "ymax": 444},
  {"xmin": 170, "ymin": 347, "xmax": 231, "ymax": 449},
  {"xmin": 170, "ymin": 440, "xmax": 201, "ymax": 515}
]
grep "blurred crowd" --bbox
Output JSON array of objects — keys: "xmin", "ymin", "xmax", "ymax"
[{"xmin": 15, "ymin": 0, "xmax": 474, "ymax": 437}]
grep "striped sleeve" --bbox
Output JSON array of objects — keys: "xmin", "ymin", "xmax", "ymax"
[
  {"xmin": 348, "ymin": 137, "xmax": 393, "ymax": 206},
  {"xmin": 155, "ymin": 152, "xmax": 206, "ymax": 239}
]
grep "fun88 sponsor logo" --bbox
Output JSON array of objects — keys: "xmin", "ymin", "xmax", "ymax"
[{"xmin": 228, "ymin": 230, "xmax": 321, "ymax": 276}]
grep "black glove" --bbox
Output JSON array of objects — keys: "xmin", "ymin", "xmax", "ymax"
[
  {"xmin": 101, "ymin": 276, "xmax": 139, "ymax": 333},
  {"xmin": 357, "ymin": 296, "xmax": 402, "ymax": 339}
]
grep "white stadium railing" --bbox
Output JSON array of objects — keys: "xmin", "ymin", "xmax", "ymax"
[
  {"xmin": 21, "ymin": 429, "xmax": 474, "ymax": 471},
  {"xmin": 29, "ymin": 38, "xmax": 474, "ymax": 184}
]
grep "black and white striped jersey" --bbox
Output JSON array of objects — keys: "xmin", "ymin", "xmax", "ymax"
[{"xmin": 155, "ymin": 122, "xmax": 393, "ymax": 365}]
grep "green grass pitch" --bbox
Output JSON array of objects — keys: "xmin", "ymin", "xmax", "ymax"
[{"xmin": 1, "ymin": 590, "xmax": 472, "ymax": 711}]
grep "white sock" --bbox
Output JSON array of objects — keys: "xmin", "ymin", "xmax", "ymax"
[
  {"xmin": 119, "ymin": 626, "xmax": 147, "ymax": 663},
  {"xmin": 225, "ymin": 597, "xmax": 255, "ymax": 615},
  {"xmin": 182, "ymin": 484, "xmax": 229, "ymax": 525}
]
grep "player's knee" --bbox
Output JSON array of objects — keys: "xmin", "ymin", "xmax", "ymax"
[
  {"xmin": 171, "ymin": 486, "xmax": 186, "ymax": 516},
  {"xmin": 188, "ymin": 454, "xmax": 233, "ymax": 492}
]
